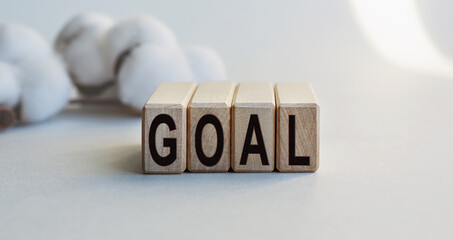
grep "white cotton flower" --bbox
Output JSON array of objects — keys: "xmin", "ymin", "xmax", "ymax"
[
  {"xmin": 0, "ymin": 24, "xmax": 71, "ymax": 127},
  {"xmin": 184, "ymin": 46, "xmax": 227, "ymax": 82},
  {"xmin": 18, "ymin": 54, "xmax": 72, "ymax": 122},
  {"xmin": 0, "ymin": 62, "xmax": 21, "ymax": 108},
  {"xmin": 102, "ymin": 14, "xmax": 179, "ymax": 76},
  {"xmin": 55, "ymin": 12, "xmax": 114, "ymax": 88},
  {"xmin": 117, "ymin": 45, "xmax": 194, "ymax": 110},
  {"xmin": 48, "ymin": 12, "xmax": 229, "ymax": 115},
  {"xmin": 0, "ymin": 24, "xmax": 51, "ymax": 64}
]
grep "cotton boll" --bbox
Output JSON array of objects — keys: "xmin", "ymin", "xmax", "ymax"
[
  {"xmin": 55, "ymin": 12, "xmax": 113, "ymax": 54},
  {"xmin": 18, "ymin": 54, "xmax": 72, "ymax": 123},
  {"xmin": 103, "ymin": 14, "xmax": 179, "ymax": 76},
  {"xmin": 117, "ymin": 45, "xmax": 194, "ymax": 110},
  {"xmin": 184, "ymin": 46, "xmax": 227, "ymax": 82},
  {"xmin": 55, "ymin": 12, "xmax": 114, "ymax": 89},
  {"xmin": 0, "ymin": 24, "xmax": 71, "ymax": 126},
  {"xmin": 0, "ymin": 24, "xmax": 51, "ymax": 64},
  {"xmin": 0, "ymin": 62, "xmax": 20, "ymax": 108}
]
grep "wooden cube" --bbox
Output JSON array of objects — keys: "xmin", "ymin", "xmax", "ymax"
[
  {"xmin": 188, "ymin": 82, "xmax": 236, "ymax": 172},
  {"xmin": 142, "ymin": 82, "xmax": 197, "ymax": 174},
  {"xmin": 232, "ymin": 82, "xmax": 275, "ymax": 172},
  {"xmin": 275, "ymin": 82, "xmax": 319, "ymax": 172}
]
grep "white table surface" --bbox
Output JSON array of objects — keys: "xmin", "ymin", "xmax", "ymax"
[
  {"xmin": 1, "ymin": 76, "xmax": 452, "ymax": 239},
  {"xmin": 1, "ymin": 0, "xmax": 453, "ymax": 239}
]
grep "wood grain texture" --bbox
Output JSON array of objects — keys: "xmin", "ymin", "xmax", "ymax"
[
  {"xmin": 275, "ymin": 82, "xmax": 319, "ymax": 172},
  {"xmin": 142, "ymin": 82, "xmax": 197, "ymax": 174},
  {"xmin": 188, "ymin": 81, "xmax": 235, "ymax": 172},
  {"xmin": 232, "ymin": 82, "xmax": 275, "ymax": 172}
]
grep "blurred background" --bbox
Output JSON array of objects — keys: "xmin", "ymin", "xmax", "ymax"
[
  {"xmin": 2, "ymin": 0, "xmax": 453, "ymax": 82},
  {"xmin": 1, "ymin": 0, "xmax": 452, "ymax": 239}
]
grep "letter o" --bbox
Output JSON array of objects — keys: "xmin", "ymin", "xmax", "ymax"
[{"xmin": 195, "ymin": 114, "xmax": 224, "ymax": 167}]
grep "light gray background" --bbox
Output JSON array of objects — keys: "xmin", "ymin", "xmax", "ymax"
[{"xmin": 1, "ymin": 0, "xmax": 452, "ymax": 239}]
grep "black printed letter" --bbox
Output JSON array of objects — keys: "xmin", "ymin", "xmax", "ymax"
[
  {"xmin": 240, "ymin": 114, "xmax": 269, "ymax": 165},
  {"xmin": 195, "ymin": 114, "xmax": 224, "ymax": 166},
  {"xmin": 289, "ymin": 115, "xmax": 310, "ymax": 165},
  {"xmin": 149, "ymin": 114, "xmax": 177, "ymax": 166}
]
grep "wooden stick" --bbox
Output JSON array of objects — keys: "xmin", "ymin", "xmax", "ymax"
[
  {"xmin": 72, "ymin": 79, "xmax": 116, "ymax": 96},
  {"xmin": 69, "ymin": 99, "xmax": 122, "ymax": 105},
  {"xmin": 0, "ymin": 105, "xmax": 16, "ymax": 130}
]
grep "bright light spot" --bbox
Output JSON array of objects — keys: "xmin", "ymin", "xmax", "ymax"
[{"xmin": 351, "ymin": 0, "xmax": 453, "ymax": 78}]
